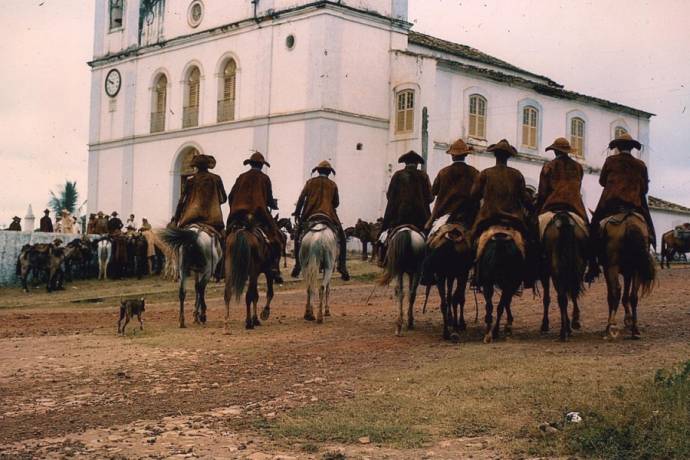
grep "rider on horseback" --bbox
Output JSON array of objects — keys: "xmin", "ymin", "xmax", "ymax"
[
  {"xmin": 471, "ymin": 139, "xmax": 537, "ymax": 288},
  {"xmin": 226, "ymin": 152, "xmax": 284, "ymax": 284},
  {"xmin": 172, "ymin": 154, "xmax": 227, "ymax": 234},
  {"xmin": 420, "ymin": 139, "xmax": 479, "ymax": 285},
  {"xmin": 586, "ymin": 133, "xmax": 655, "ymax": 282},
  {"xmin": 291, "ymin": 160, "xmax": 351, "ymax": 281}
]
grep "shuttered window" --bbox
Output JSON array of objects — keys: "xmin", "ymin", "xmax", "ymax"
[
  {"xmin": 468, "ymin": 94, "xmax": 486, "ymax": 139},
  {"xmin": 395, "ymin": 90, "xmax": 415, "ymax": 133},
  {"xmin": 522, "ymin": 106, "xmax": 538, "ymax": 149},
  {"xmin": 109, "ymin": 0, "xmax": 124, "ymax": 31},
  {"xmin": 183, "ymin": 67, "xmax": 200, "ymax": 128},
  {"xmin": 570, "ymin": 117, "xmax": 585, "ymax": 158},
  {"xmin": 218, "ymin": 60, "xmax": 237, "ymax": 122},
  {"xmin": 150, "ymin": 74, "xmax": 167, "ymax": 133}
]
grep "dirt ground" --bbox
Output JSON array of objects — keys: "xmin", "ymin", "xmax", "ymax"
[{"xmin": 0, "ymin": 261, "xmax": 689, "ymax": 459}]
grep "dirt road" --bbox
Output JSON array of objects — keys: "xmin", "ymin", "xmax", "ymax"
[{"xmin": 1, "ymin": 263, "xmax": 689, "ymax": 459}]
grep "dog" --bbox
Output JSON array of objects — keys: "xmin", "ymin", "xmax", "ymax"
[{"xmin": 118, "ymin": 297, "xmax": 145, "ymax": 335}]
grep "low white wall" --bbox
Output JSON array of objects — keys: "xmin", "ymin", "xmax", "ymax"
[{"xmin": 0, "ymin": 232, "xmax": 84, "ymax": 286}]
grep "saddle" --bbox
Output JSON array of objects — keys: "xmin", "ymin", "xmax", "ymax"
[
  {"xmin": 188, "ymin": 223, "xmax": 225, "ymax": 242},
  {"xmin": 385, "ymin": 225, "xmax": 424, "ymax": 244},
  {"xmin": 538, "ymin": 211, "xmax": 588, "ymax": 241},
  {"xmin": 600, "ymin": 210, "xmax": 645, "ymax": 230},
  {"xmin": 476, "ymin": 225, "xmax": 526, "ymax": 260},
  {"xmin": 304, "ymin": 213, "xmax": 338, "ymax": 235},
  {"xmin": 673, "ymin": 224, "xmax": 690, "ymax": 242},
  {"xmin": 427, "ymin": 215, "xmax": 471, "ymax": 250}
]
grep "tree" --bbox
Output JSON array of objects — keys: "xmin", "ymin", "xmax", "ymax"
[{"xmin": 49, "ymin": 181, "xmax": 79, "ymax": 215}]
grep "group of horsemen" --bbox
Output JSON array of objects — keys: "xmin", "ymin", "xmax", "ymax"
[{"xmin": 171, "ymin": 131, "xmax": 655, "ymax": 287}]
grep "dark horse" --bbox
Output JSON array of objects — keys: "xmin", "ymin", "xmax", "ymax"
[
  {"xmin": 224, "ymin": 219, "xmax": 275, "ymax": 332},
  {"xmin": 539, "ymin": 212, "xmax": 588, "ymax": 341},
  {"xmin": 600, "ymin": 212, "xmax": 656, "ymax": 339},
  {"xmin": 476, "ymin": 226, "xmax": 525, "ymax": 343},
  {"xmin": 660, "ymin": 225, "xmax": 690, "ymax": 268},
  {"xmin": 423, "ymin": 223, "xmax": 474, "ymax": 342}
]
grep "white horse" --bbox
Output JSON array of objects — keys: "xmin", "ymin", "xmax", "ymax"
[
  {"xmin": 97, "ymin": 239, "xmax": 112, "ymax": 280},
  {"xmin": 300, "ymin": 223, "xmax": 338, "ymax": 324},
  {"xmin": 379, "ymin": 227, "xmax": 426, "ymax": 336},
  {"xmin": 161, "ymin": 226, "xmax": 222, "ymax": 328}
]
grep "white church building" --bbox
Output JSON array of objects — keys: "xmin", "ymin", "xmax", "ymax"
[{"xmin": 87, "ymin": 0, "xmax": 686, "ymax": 246}]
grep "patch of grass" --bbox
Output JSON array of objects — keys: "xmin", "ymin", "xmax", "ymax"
[{"xmin": 550, "ymin": 360, "xmax": 690, "ymax": 459}]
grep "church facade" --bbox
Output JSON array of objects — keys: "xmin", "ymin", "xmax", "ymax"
[{"xmin": 88, "ymin": 0, "xmax": 659, "ymax": 237}]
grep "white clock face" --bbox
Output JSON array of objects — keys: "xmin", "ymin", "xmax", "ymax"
[{"xmin": 105, "ymin": 69, "xmax": 121, "ymax": 97}]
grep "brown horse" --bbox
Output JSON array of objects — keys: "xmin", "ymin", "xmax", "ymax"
[
  {"xmin": 600, "ymin": 212, "xmax": 656, "ymax": 339},
  {"xmin": 539, "ymin": 212, "xmax": 588, "ymax": 341},
  {"xmin": 349, "ymin": 218, "xmax": 382, "ymax": 262},
  {"xmin": 423, "ymin": 223, "xmax": 474, "ymax": 342},
  {"xmin": 660, "ymin": 226, "xmax": 690, "ymax": 268},
  {"xmin": 224, "ymin": 224, "xmax": 275, "ymax": 332}
]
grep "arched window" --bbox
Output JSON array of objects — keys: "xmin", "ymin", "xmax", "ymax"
[
  {"xmin": 614, "ymin": 126, "xmax": 628, "ymax": 138},
  {"xmin": 468, "ymin": 94, "xmax": 486, "ymax": 139},
  {"xmin": 218, "ymin": 59, "xmax": 237, "ymax": 122},
  {"xmin": 395, "ymin": 89, "xmax": 415, "ymax": 133},
  {"xmin": 522, "ymin": 106, "xmax": 538, "ymax": 149},
  {"xmin": 109, "ymin": 0, "xmax": 124, "ymax": 31},
  {"xmin": 570, "ymin": 117, "xmax": 586, "ymax": 158},
  {"xmin": 183, "ymin": 66, "xmax": 200, "ymax": 128},
  {"xmin": 150, "ymin": 74, "xmax": 167, "ymax": 133}
]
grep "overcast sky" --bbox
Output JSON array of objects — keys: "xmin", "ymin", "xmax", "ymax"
[{"xmin": 0, "ymin": 0, "xmax": 688, "ymax": 227}]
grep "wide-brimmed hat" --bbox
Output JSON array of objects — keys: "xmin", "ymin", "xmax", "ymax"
[
  {"xmin": 190, "ymin": 154, "xmax": 217, "ymax": 169},
  {"xmin": 243, "ymin": 152, "xmax": 271, "ymax": 168},
  {"xmin": 97, "ymin": 211, "xmax": 104, "ymax": 217},
  {"xmin": 609, "ymin": 132, "xmax": 641, "ymax": 151},
  {"xmin": 545, "ymin": 137, "xmax": 573, "ymax": 154},
  {"xmin": 398, "ymin": 150, "xmax": 425, "ymax": 165},
  {"xmin": 111, "ymin": 211, "xmax": 119, "ymax": 217},
  {"xmin": 487, "ymin": 139, "xmax": 518, "ymax": 156},
  {"xmin": 312, "ymin": 160, "xmax": 336, "ymax": 175},
  {"xmin": 43, "ymin": 209, "xmax": 50, "ymax": 214},
  {"xmin": 446, "ymin": 139, "xmax": 473, "ymax": 157},
  {"xmin": 12, "ymin": 216, "xmax": 20, "ymax": 221}
]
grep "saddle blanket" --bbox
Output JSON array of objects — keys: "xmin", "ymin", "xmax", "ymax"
[
  {"xmin": 538, "ymin": 211, "xmax": 588, "ymax": 241},
  {"xmin": 477, "ymin": 225, "xmax": 526, "ymax": 260},
  {"xmin": 429, "ymin": 214, "xmax": 450, "ymax": 238},
  {"xmin": 600, "ymin": 211, "xmax": 645, "ymax": 229}
]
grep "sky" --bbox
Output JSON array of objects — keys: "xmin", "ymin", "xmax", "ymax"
[{"xmin": 0, "ymin": 0, "xmax": 688, "ymax": 227}]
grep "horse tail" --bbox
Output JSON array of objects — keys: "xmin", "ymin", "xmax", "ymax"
[
  {"xmin": 303, "ymin": 228, "xmax": 337, "ymax": 294},
  {"xmin": 554, "ymin": 214, "xmax": 585, "ymax": 301},
  {"xmin": 225, "ymin": 230, "xmax": 251, "ymax": 303},
  {"xmin": 477, "ymin": 234, "xmax": 522, "ymax": 288},
  {"xmin": 160, "ymin": 227, "xmax": 204, "ymax": 271},
  {"xmin": 380, "ymin": 230, "xmax": 413, "ymax": 286},
  {"xmin": 622, "ymin": 222, "xmax": 656, "ymax": 296}
]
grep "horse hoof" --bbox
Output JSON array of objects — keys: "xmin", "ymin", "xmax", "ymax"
[
  {"xmin": 304, "ymin": 313, "xmax": 316, "ymax": 322},
  {"xmin": 483, "ymin": 333, "xmax": 493, "ymax": 344},
  {"xmin": 245, "ymin": 321, "xmax": 254, "ymax": 330},
  {"xmin": 260, "ymin": 307, "xmax": 270, "ymax": 321},
  {"xmin": 252, "ymin": 317, "xmax": 261, "ymax": 327},
  {"xmin": 324, "ymin": 311, "xmax": 331, "ymax": 317},
  {"xmin": 316, "ymin": 317, "xmax": 323, "ymax": 324},
  {"xmin": 540, "ymin": 323, "xmax": 549, "ymax": 334},
  {"xmin": 407, "ymin": 323, "xmax": 415, "ymax": 331},
  {"xmin": 624, "ymin": 317, "xmax": 633, "ymax": 329},
  {"xmin": 606, "ymin": 326, "xmax": 619, "ymax": 339},
  {"xmin": 504, "ymin": 326, "xmax": 513, "ymax": 336},
  {"xmin": 457, "ymin": 322, "xmax": 467, "ymax": 332},
  {"xmin": 179, "ymin": 324, "xmax": 186, "ymax": 329},
  {"xmin": 631, "ymin": 328, "xmax": 641, "ymax": 340},
  {"xmin": 450, "ymin": 332, "xmax": 460, "ymax": 344},
  {"xmin": 572, "ymin": 320, "xmax": 581, "ymax": 330}
]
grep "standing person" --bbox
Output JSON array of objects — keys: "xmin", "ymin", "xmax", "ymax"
[
  {"xmin": 8, "ymin": 216, "xmax": 22, "ymax": 231},
  {"xmin": 471, "ymin": 139, "xmax": 536, "ymax": 287},
  {"xmin": 380, "ymin": 151, "xmax": 433, "ymax": 234},
  {"xmin": 93, "ymin": 211, "xmax": 109, "ymax": 235},
  {"xmin": 86, "ymin": 213, "xmax": 96, "ymax": 234},
  {"xmin": 587, "ymin": 133, "xmax": 655, "ymax": 281},
  {"xmin": 108, "ymin": 212, "xmax": 124, "ymax": 235},
  {"xmin": 172, "ymin": 154, "xmax": 227, "ymax": 233},
  {"xmin": 126, "ymin": 214, "xmax": 136, "ymax": 231},
  {"xmin": 226, "ymin": 152, "xmax": 284, "ymax": 283},
  {"xmin": 39, "ymin": 209, "xmax": 54, "ymax": 232},
  {"xmin": 291, "ymin": 160, "xmax": 350, "ymax": 281}
]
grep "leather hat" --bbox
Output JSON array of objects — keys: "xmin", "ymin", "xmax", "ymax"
[
  {"xmin": 398, "ymin": 150, "xmax": 425, "ymax": 165},
  {"xmin": 545, "ymin": 137, "xmax": 573, "ymax": 154},
  {"xmin": 487, "ymin": 139, "xmax": 518, "ymax": 156},
  {"xmin": 446, "ymin": 139, "xmax": 473, "ymax": 157},
  {"xmin": 243, "ymin": 151, "xmax": 271, "ymax": 168},
  {"xmin": 608, "ymin": 132, "xmax": 641, "ymax": 151},
  {"xmin": 43, "ymin": 209, "xmax": 50, "ymax": 214},
  {"xmin": 12, "ymin": 216, "xmax": 20, "ymax": 220},
  {"xmin": 312, "ymin": 160, "xmax": 336, "ymax": 175},
  {"xmin": 111, "ymin": 211, "xmax": 118, "ymax": 217},
  {"xmin": 190, "ymin": 154, "xmax": 217, "ymax": 169}
]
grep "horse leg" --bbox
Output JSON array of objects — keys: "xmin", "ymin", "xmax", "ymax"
[
  {"xmin": 178, "ymin": 271, "xmax": 187, "ymax": 329},
  {"xmin": 630, "ymin": 276, "xmax": 641, "ymax": 339},
  {"xmin": 492, "ymin": 290, "xmax": 508, "ymax": 340},
  {"xmin": 245, "ymin": 278, "xmax": 256, "ymax": 330},
  {"xmin": 572, "ymin": 297, "xmax": 582, "ymax": 330},
  {"xmin": 317, "ymin": 285, "xmax": 325, "ymax": 324},
  {"xmin": 252, "ymin": 278, "xmax": 261, "ymax": 327},
  {"xmin": 304, "ymin": 285, "xmax": 315, "ymax": 321},
  {"xmin": 504, "ymin": 301, "xmax": 514, "ymax": 336},
  {"xmin": 407, "ymin": 273, "xmax": 419, "ymax": 331},
  {"xmin": 193, "ymin": 273, "xmax": 201, "ymax": 325},
  {"xmin": 324, "ymin": 284, "xmax": 331, "ymax": 317},
  {"xmin": 395, "ymin": 275, "xmax": 403, "ymax": 337},
  {"xmin": 448, "ymin": 277, "xmax": 458, "ymax": 332},
  {"xmin": 362, "ymin": 241, "xmax": 368, "ymax": 261},
  {"xmin": 604, "ymin": 266, "xmax": 621, "ymax": 339},
  {"xmin": 456, "ymin": 273, "xmax": 468, "ymax": 332},
  {"xmin": 541, "ymin": 274, "xmax": 551, "ymax": 333},
  {"xmin": 260, "ymin": 274, "xmax": 273, "ymax": 321},
  {"xmin": 483, "ymin": 285, "xmax": 495, "ymax": 344},
  {"xmin": 198, "ymin": 273, "xmax": 209, "ymax": 325},
  {"xmin": 437, "ymin": 277, "xmax": 450, "ymax": 341},
  {"xmin": 622, "ymin": 275, "xmax": 633, "ymax": 330},
  {"xmin": 556, "ymin": 283, "xmax": 571, "ymax": 342}
]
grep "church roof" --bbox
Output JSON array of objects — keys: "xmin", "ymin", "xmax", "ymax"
[
  {"xmin": 408, "ymin": 31, "xmax": 561, "ymax": 87},
  {"xmin": 649, "ymin": 196, "xmax": 690, "ymax": 215}
]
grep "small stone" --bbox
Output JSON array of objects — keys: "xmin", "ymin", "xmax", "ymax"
[
  {"xmin": 146, "ymin": 437, "xmax": 157, "ymax": 444},
  {"xmin": 358, "ymin": 436, "xmax": 371, "ymax": 444},
  {"xmin": 211, "ymin": 383, "xmax": 220, "ymax": 388},
  {"xmin": 237, "ymin": 443, "xmax": 247, "ymax": 450}
]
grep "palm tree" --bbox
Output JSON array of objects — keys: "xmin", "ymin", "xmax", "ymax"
[{"xmin": 49, "ymin": 181, "xmax": 79, "ymax": 215}]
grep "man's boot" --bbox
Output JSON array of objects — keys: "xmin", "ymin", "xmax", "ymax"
[
  {"xmin": 338, "ymin": 233, "xmax": 350, "ymax": 281},
  {"xmin": 584, "ymin": 226, "xmax": 601, "ymax": 283},
  {"xmin": 291, "ymin": 231, "xmax": 302, "ymax": 278},
  {"xmin": 270, "ymin": 241, "xmax": 284, "ymax": 284}
]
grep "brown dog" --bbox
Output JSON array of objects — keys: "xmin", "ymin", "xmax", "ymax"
[{"xmin": 118, "ymin": 297, "xmax": 145, "ymax": 335}]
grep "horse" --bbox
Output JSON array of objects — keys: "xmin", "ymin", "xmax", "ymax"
[
  {"xmin": 539, "ymin": 211, "xmax": 588, "ymax": 341},
  {"xmin": 16, "ymin": 244, "xmax": 50, "ymax": 292},
  {"xmin": 379, "ymin": 226, "xmax": 426, "ymax": 336},
  {"xmin": 660, "ymin": 225, "xmax": 690, "ymax": 268},
  {"xmin": 350, "ymin": 218, "xmax": 383, "ymax": 263},
  {"xmin": 96, "ymin": 239, "xmax": 112, "ymax": 280},
  {"xmin": 224, "ymin": 220, "xmax": 275, "ymax": 332},
  {"xmin": 423, "ymin": 220, "xmax": 474, "ymax": 342},
  {"xmin": 476, "ymin": 226, "xmax": 526, "ymax": 343},
  {"xmin": 275, "ymin": 215, "xmax": 294, "ymax": 268},
  {"xmin": 127, "ymin": 233, "xmax": 149, "ymax": 279},
  {"xmin": 161, "ymin": 226, "xmax": 222, "ymax": 328},
  {"xmin": 300, "ymin": 221, "xmax": 338, "ymax": 324},
  {"xmin": 600, "ymin": 212, "xmax": 656, "ymax": 339}
]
